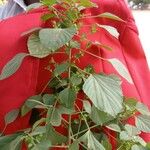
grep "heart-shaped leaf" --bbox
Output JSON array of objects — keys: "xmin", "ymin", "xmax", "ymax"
[
  {"xmin": 39, "ymin": 27, "xmax": 76, "ymax": 50},
  {"xmin": 27, "ymin": 33, "xmax": 52, "ymax": 58},
  {"xmin": 83, "ymin": 74, "xmax": 123, "ymax": 116}
]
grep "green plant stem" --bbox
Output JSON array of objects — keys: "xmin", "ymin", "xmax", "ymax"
[
  {"xmin": 103, "ymin": 128, "xmax": 118, "ymax": 142},
  {"xmin": 72, "ymin": 64, "xmax": 91, "ymax": 75},
  {"xmin": 68, "ymin": 47, "xmax": 72, "ymax": 85},
  {"xmin": 75, "ymin": 34, "xmax": 108, "ymax": 61},
  {"xmin": 80, "ymin": 48, "xmax": 106, "ymax": 61},
  {"xmin": 70, "ymin": 126, "xmax": 89, "ymax": 150},
  {"xmin": 68, "ymin": 114, "xmax": 72, "ymax": 146},
  {"xmin": 40, "ymin": 78, "xmax": 52, "ymax": 94},
  {"xmin": 62, "ymin": 117, "xmax": 69, "ymax": 124},
  {"xmin": 117, "ymin": 142, "xmax": 125, "ymax": 150},
  {"xmin": 72, "ymin": 124, "xmax": 99, "ymax": 138},
  {"xmin": 46, "ymin": 100, "xmax": 58, "ymax": 125},
  {"xmin": 28, "ymin": 99, "xmax": 49, "ymax": 109},
  {"xmin": 51, "ymin": 145, "xmax": 69, "ymax": 148},
  {"xmin": 81, "ymin": 15, "xmax": 101, "ymax": 19},
  {"xmin": 0, "ymin": 125, "xmax": 7, "ymax": 136},
  {"xmin": 75, "ymin": 104, "xmax": 90, "ymax": 130},
  {"xmin": 26, "ymin": 133, "xmax": 36, "ymax": 146},
  {"xmin": 76, "ymin": 114, "xmax": 82, "ymax": 139}
]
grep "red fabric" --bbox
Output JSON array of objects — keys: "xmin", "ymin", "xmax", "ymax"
[{"xmin": 0, "ymin": 0, "xmax": 150, "ymax": 148}]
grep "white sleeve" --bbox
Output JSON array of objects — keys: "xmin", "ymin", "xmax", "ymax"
[
  {"xmin": 0, "ymin": 5, "xmax": 5, "ymax": 19},
  {"xmin": 0, "ymin": 1, "xmax": 25, "ymax": 20}
]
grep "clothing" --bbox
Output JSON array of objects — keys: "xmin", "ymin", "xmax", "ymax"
[
  {"xmin": 0, "ymin": 0, "xmax": 26, "ymax": 19},
  {"xmin": 0, "ymin": 0, "xmax": 150, "ymax": 148}
]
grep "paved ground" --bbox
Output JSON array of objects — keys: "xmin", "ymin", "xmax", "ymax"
[{"xmin": 132, "ymin": 10, "xmax": 150, "ymax": 68}]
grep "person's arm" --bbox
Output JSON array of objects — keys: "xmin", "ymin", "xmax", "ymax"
[
  {"xmin": 0, "ymin": 4, "xmax": 5, "ymax": 19},
  {"xmin": 0, "ymin": 0, "xmax": 26, "ymax": 20}
]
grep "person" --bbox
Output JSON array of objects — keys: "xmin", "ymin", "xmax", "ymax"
[
  {"xmin": 0, "ymin": 0, "xmax": 150, "ymax": 148},
  {"xmin": 0, "ymin": 0, "xmax": 39, "ymax": 19}
]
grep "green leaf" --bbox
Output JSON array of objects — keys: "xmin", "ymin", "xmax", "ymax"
[
  {"xmin": 39, "ymin": 27, "xmax": 76, "ymax": 50},
  {"xmin": 125, "ymin": 124, "xmax": 141, "ymax": 136},
  {"xmin": 120, "ymin": 124, "xmax": 141, "ymax": 141},
  {"xmin": 25, "ymin": 95, "xmax": 42, "ymax": 108},
  {"xmin": 79, "ymin": 0, "xmax": 98, "ymax": 8},
  {"xmin": 31, "ymin": 126, "xmax": 46, "ymax": 136},
  {"xmin": 43, "ymin": 94, "xmax": 55, "ymax": 105},
  {"xmin": 131, "ymin": 145, "xmax": 146, "ymax": 150},
  {"xmin": 21, "ymin": 27, "xmax": 42, "ymax": 37},
  {"xmin": 45, "ymin": 124, "xmax": 67, "ymax": 145},
  {"xmin": 21, "ymin": 95, "xmax": 42, "ymax": 116},
  {"xmin": 98, "ymin": 12, "xmax": 125, "ymax": 22},
  {"xmin": 0, "ymin": 133, "xmax": 23, "ymax": 147},
  {"xmin": 9, "ymin": 135, "xmax": 23, "ymax": 150},
  {"xmin": 59, "ymin": 88, "xmax": 76, "ymax": 108},
  {"xmin": 0, "ymin": 53, "xmax": 28, "ymax": 80},
  {"xmin": 27, "ymin": 33, "xmax": 52, "ymax": 58},
  {"xmin": 108, "ymin": 58, "xmax": 133, "ymax": 84},
  {"xmin": 41, "ymin": 0, "xmax": 56, "ymax": 6},
  {"xmin": 146, "ymin": 143, "xmax": 150, "ymax": 149},
  {"xmin": 32, "ymin": 118, "xmax": 46, "ymax": 130},
  {"xmin": 5, "ymin": 109, "xmax": 19, "ymax": 125},
  {"xmin": 69, "ymin": 141, "xmax": 79, "ymax": 150},
  {"xmin": 0, "ymin": 133, "xmax": 24, "ymax": 150},
  {"xmin": 124, "ymin": 98, "xmax": 137, "ymax": 111},
  {"xmin": 133, "ymin": 136, "xmax": 146, "ymax": 147},
  {"xmin": 83, "ymin": 100, "xmax": 91, "ymax": 114},
  {"xmin": 106, "ymin": 124, "xmax": 121, "ymax": 132},
  {"xmin": 58, "ymin": 105, "xmax": 75, "ymax": 115},
  {"xmin": 136, "ymin": 102, "xmax": 150, "ymax": 116},
  {"xmin": 96, "ymin": 24, "xmax": 119, "ymax": 38},
  {"xmin": 32, "ymin": 140, "xmax": 51, "ymax": 150},
  {"xmin": 93, "ymin": 41, "xmax": 112, "ymax": 51},
  {"xmin": 70, "ymin": 40, "xmax": 81, "ymax": 49},
  {"xmin": 54, "ymin": 62, "xmax": 69, "ymax": 76},
  {"xmin": 48, "ymin": 107, "xmax": 62, "ymax": 126},
  {"xmin": 90, "ymin": 106, "xmax": 113, "ymax": 125},
  {"xmin": 80, "ymin": 131, "xmax": 105, "ymax": 150},
  {"xmin": 70, "ymin": 75, "xmax": 82, "ymax": 86},
  {"xmin": 120, "ymin": 131, "xmax": 133, "ymax": 140},
  {"xmin": 101, "ymin": 137, "xmax": 112, "ymax": 150},
  {"xmin": 83, "ymin": 74, "xmax": 123, "ymax": 116},
  {"xmin": 41, "ymin": 13, "xmax": 55, "ymax": 21},
  {"xmin": 66, "ymin": 9, "xmax": 79, "ymax": 22},
  {"xmin": 136, "ymin": 115, "xmax": 150, "ymax": 132}
]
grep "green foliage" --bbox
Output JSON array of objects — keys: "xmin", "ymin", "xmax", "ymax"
[
  {"xmin": 83, "ymin": 74, "xmax": 123, "ymax": 116},
  {"xmin": 80, "ymin": 130, "xmax": 105, "ymax": 150},
  {"xmin": 108, "ymin": 58, "xmax": 133, "ymax": 84},
  {"xmin": 59, "ymin": 87, "xmax": 76, "ymax": 108},
  {"xmin": 0, "ymin": 0, "xmax": 150, "ymax": 149},
  {"xmin": 136, "ymin": 115, "xmax": 150, "ymax": 132},
  {"xmin": 0, "ymin": 53, "xmax": 28, "ymax": 80},
  {"xmin": 0, "ymin": 133, "xmax": 24, "ymax": 150},
  {"xmin": 39, "ymin": 27, "xmax": 77, "ymax": 51},
  {"xmin": 4, "ymin": 109, "xmax": 20, "ymax": 125}
]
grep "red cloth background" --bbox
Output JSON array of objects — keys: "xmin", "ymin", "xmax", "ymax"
[{"xmin": 0, "ymin": 0, "xmax": 150, "ymax": 148}]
